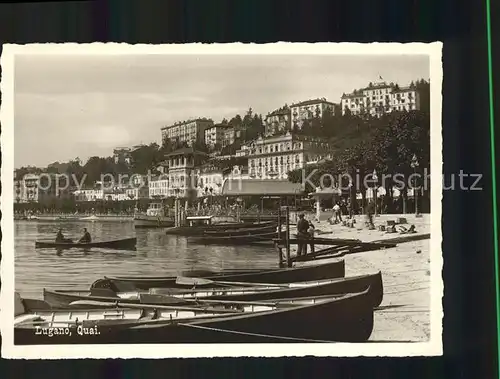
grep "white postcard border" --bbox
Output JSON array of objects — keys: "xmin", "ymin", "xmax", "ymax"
[{"xmin": 0, "ymin": 42, "xmax": 443, "ymax": 359}]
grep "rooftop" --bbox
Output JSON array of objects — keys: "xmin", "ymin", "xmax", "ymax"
[
  {"xmin": 267, "ymin": 105, "xmax": 290, "ymax": 117},
  {"xmin": 161, "ymin": 118, "xmax": 213, "ymax": 130},
  {"xmin": 164, "ymin": 147, "xmax": 209, "ymax": 157}
]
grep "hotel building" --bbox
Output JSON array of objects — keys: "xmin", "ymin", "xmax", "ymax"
[
  {"xmin": 241, "ymin": 132, "xmax": 332, "ymax": 180},
  {"xmin": 149, "ymin": 176, "xmax": 170, "ymax": 199},
  {"xmin": 265, "ymin": 106, "xmax": 291, "ymax": 136},
  {"xmin": 14, "ymin": 173, "xmax": 39, "ymax": 203},
  {"xmin": 340, "ymin": 81, "xmax": 421, "ymax": 117},
  {"xmin": 290, "ymin": 98, "xmax": 337, "ymax": 129},
  {"xmin": 161, "ymin": 118, "xmax": 213, "ymax": 146}
]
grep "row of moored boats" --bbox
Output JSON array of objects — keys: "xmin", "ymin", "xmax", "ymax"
[{"xmin": 15, "ymin": 259, "xmax": 385, "ymax": 344}]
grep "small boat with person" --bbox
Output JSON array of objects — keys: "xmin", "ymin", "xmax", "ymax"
[{"xmin": 35, "ymin": 237, "xmax": 137, "ymax": 250}]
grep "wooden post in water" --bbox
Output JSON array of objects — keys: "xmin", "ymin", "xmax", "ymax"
[
  {"xmin": 285, "ymin": 206, "xmax": 291, "ymax": 267},
  {"xmin": 174, "ymin": 198, "xmax": 179, "ymax": 227}
]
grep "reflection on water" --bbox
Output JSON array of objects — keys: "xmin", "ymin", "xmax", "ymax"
[{"xmin": 14, "ymin": 221, "xmax": 278, "ymax": 299}]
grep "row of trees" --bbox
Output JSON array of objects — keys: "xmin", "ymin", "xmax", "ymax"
[{"xmin": 288, "ymin": 109, "xmax": 431, "ymax": 213}]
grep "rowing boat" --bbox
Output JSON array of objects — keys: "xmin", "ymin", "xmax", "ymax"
[
  {"xmin": 16, "ymin": 288, "xmax": 373, "ymax": 344},
  {"xmin": 43, "ymin": 271, "xmax": 382, "ymax": 309},
  {"xmin": 91, "ymin": 259, "xmax": 346, "ymax": 290},
  {"xmin": 35, "ymin": 237, "xmax": 137, "ymax": 250},
  {"xmin": 190, "ymin": 231, "xmax": 279, "ymax": 245}
]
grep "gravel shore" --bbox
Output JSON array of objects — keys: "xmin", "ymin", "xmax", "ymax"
[{"xmin": 298, "ymin": 213, "xmax": 432, "ymax": 342}]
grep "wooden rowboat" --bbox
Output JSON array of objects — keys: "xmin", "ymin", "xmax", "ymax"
[
  {"xmin": 16, "ymin": 289, "xmax": 373, "ymax": 344},
  {"xmin": 43, "ymin": 271, "xmax": 382, "ymax": 309},
  {"xmin": 35, "ymin": 237, "xmax": 137, "ymax": 250},
  {"xmin": 91, "ymin": 259, "xmax": 346, "ymax": 291},
  {"xmin": 201, "ymin": 224, "xmax": 278, "ymax": 237}
]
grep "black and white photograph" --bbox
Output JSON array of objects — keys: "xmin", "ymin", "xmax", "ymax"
[{"xmin": 0, "ymin": 42, "xmax": 443, "ymax": 358}]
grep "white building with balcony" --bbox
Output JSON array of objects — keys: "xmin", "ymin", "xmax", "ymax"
[
  {"xmin": 290, "ymin": 98, "xmax": 337, "ymax": 129},
  {"xmin": 244, "ymin": 132, "xmax": 332, "ymax": 180},
  {"xmin": 340, "ymin": 81, "xmax": 421, "ymax": 117}
]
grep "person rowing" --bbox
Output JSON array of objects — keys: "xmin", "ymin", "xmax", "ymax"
[{"xmin": 78, "ymin": 228, "xmax": 92, "ymax": 244}]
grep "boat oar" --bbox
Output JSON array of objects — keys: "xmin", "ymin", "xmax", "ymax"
[{"xmin": 175, "ymin": 276, "xmax": 291, "ymax": 288}]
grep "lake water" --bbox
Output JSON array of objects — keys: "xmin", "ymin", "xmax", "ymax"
[{"xmin": 14, "ymin": 220, "xmax": 279, "ymax": 299}]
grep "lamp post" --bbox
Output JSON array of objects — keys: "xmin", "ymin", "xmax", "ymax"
[
  {"xmin": 410, "ymin": 154, "xmax": 421, "ymax": 217},
  {"xmin": 348, "ymin": 178, "xmax": 354, "ymax": 217},
  {"xmin": 372, "ymin": 169, "xmax": 378, "ymax": 217}
]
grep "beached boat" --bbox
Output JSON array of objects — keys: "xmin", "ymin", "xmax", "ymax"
[
  {"xmin": 91, "ymin": 259, "xmax": 346, "ymax": 291},
  {"xmin": 16, "ymin": 289, "xmax": 373, "ymax": 344},
  {"xmin": 35, "ymin": 237, "xmax": 137, "ymax": 250},
  {"xmin": 43, "ymin": 271, "xmax": 382, "ymax": 309}
]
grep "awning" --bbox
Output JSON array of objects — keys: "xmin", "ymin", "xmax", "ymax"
[{"xmin": 221, "ymin": 179, "xmax": 304, "ymax": 197}]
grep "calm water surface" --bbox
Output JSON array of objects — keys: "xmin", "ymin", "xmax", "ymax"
[{"xmin": 15, "ymin": 220, "xmax": 278, "ymax": 299}]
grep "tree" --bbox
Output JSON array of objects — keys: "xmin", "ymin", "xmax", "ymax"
[{"xmin": 130, "ymin": 143, "xmax": 162, "ymax": 174}]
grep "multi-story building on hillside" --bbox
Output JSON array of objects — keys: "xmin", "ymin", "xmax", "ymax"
[
  {"xmin": 264, "ymin": 105, "xmax": 291, "ymax": 136},
  {"xmin": 289, "ymin": 98, "xmax": 337, "ymax": 130},
  {"xmin": 161, "ymin": 118, "xmax": 213, "ymax": 146},
  {"xmin": 195, "ymin": 164, "xmax": 224, "ymax": 197},
  {"xmin": 163, "ymin": 147, "xmax": 209, "ymax": 197},
  {"xmin": 243, "ymin": 132, "xmax": 332, "ymax": 180},
  {"xmin": 204, "ymin": 124, "xmax": 236, "ymax": 149},
  {"xmin": 113, "ymin": 147, "xmax": 132, "ymax": 165},
  {"xmin": 340, "ymin": 81, "xmax": 421, "ymax": 117}
]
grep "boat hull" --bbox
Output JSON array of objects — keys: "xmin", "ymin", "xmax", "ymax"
[
  {"xmin": 150, "ymin": 272, "xmax": 383, "ymax": 307},
  {"xmin": 165, "ymin": 221, "xmax": 276, "ymax": 236},
  {"xmin": 44, "ymin": 272, "xmax": 382, "ymax": 310},
  {"xmin": 35, "ymin": 237, "xmax": 137, "ymax": 250},
  {"xmin": 17, "ymin": 290, "xmax": 373, "ymax": 344},
  {"xmin": 92, "ymin": 260, "xmax": 346, "ymax": 290},
  {"xmin": 190, "ymin": 231, "xmax": 279, "ymax": 245}
]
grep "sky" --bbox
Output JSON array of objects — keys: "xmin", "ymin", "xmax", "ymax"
[{"xmin": 14, "ymin": 53, "xmax": 429, "ymax": 168}]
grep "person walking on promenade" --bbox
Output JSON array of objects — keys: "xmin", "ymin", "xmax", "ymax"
[
  {"xmin": 333, "ymin": 202, "xmax": 342, "ymax": 223},
  {"xmin": 296, "ymin": 214, "xmax": 310, "ymax": 256},
  {"xmin": 307, "ymin": 220, "xmax": 316, "ymax": 254},
  {"xmin": 366, "ymin": 201, "xmax": 375, "ymax": 230}
]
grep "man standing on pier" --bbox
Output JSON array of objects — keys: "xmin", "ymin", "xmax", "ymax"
[{"xmin": 296, "ymin": 214, "xmax": 310, "ymax": 256}]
